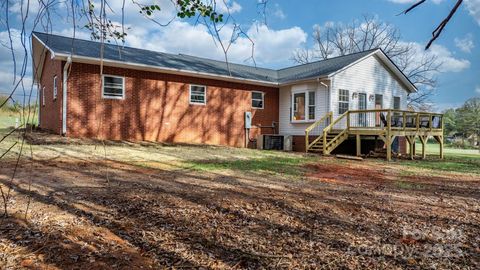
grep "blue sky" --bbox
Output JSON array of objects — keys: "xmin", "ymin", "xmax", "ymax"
[{"xmin": 1, "ymin": 0, "xmax": 479, "ymax": 110}]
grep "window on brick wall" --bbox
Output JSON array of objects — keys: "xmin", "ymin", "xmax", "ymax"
[
  {"xmin": 251, "ymin": 91, "xmax": 264, "ymax": 109},
  {"xmin": 42, "ymin": 86, "xmax": 45, "ymax": 106},
  {"xmin": 189, "ymin": 85, "xmax": 206, "ymax": 105},
  {"xmin": 102, "ymin": 75, "xmax": 125, "ymax": 99},
  {"xmin": 53, "ymin": 76, "xmax": 57, "ymax": 100}
]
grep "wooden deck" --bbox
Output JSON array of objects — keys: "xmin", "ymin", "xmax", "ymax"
[{"xmin": 306, "ymin": 109, "xmax": 444, "ymax": 161}]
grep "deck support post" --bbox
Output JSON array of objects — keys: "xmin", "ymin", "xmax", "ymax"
[
  {"xmin": 439, "ymin": 136, "xmax": 444, "ymax": 159},
  {"xmin": 419, "ymin": 135, "xmax": 428, "ymax": 159},
  {"xmin": 434, "ymin": 135, "xmax": 444, "ymax": 159},
  {"xmin": 356, "ymin": 134, "xmax": 361, "ymax": 156},
  {"xmin": 386, "ymin": 135, "xmax": 392, "ymax": 161},
  {"xmin": 405, "ymin": 135, "xmax": 416, "ymax": 160}
]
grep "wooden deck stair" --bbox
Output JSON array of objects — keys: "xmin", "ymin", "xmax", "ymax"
[
  {"xmin": 305, "ymin": 109, "xmax": 445, "ymax": 161},
  {"xmin": 307, "ymin": 132, "xmax": 340, "ymax": 154}
]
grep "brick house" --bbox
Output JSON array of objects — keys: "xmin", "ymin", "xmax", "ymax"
[{"xmin": 32, "ymin": 32, "xmax": 418, "ymax": 153}]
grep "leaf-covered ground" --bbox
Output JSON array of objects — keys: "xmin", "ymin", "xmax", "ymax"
[{"xmin": 0, "ymin": 131, "xmax": 479, "ymax": 269}]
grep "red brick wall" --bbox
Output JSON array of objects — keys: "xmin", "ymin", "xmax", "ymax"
[
  {"xmin": 38, "ymin": 52, "xmax": 63, "ymax": 133},
  {"xmin": 65, "ymin": 63, "xmax": 279, "ymax": 148}
]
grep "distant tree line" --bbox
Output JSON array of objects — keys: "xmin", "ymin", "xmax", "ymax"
[{"xmin": 443, "ymin": 97, "xmax": 480, "ymax": 148}]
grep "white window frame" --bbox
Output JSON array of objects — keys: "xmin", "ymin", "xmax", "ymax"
[
  {"xmin": 189, "ymin": 84, "xmax": 207, "ymax": 105},
  {"xmin": 102, "ymin": 75, "xmax": 125, "ymax": 99},
  {"xmin": 53, "ymin": 75, "xmax": 57, "ymax": 100},
  {"xmin": 251, "ymin": 91, "xmax": 264, "ymax": 109},
  {"xmin": 42, "ymin": 86, "xmax": 45, "ymax": 106},
  {"xmin": 291, "ymin": 90, "xmax": 316, "ymax": 123},
  {"xmin": 338, "ymin": 89, "xmax": 349, "ymax": 115}
]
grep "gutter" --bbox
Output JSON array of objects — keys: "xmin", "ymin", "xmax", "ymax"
[{"xmin": 62, "ymin": 56, "xmax": 72, "ymax": 135}]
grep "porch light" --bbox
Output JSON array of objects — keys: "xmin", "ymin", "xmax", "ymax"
[
  {"xmin": 352, "ymin": 92, "xmax": 358, "ymax": 99},
  {"xmin": 369, "ymin": 94, "xmax": 375, "ymax": 102}
]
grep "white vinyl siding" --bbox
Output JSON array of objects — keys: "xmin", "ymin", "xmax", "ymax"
[
  {"xmin": 330, "ymin": 54, "xmax": 409, "ymax": 120},
  {"xmin": 279, "ymin": 82, "xmax": 328, "ymax": 135},
  {"xmin": 102, "ymin": 75, "xmax": 125, "ymax": 99},
  {"xmin": 189, "ymin": 85, "xmax": 206, "ymax": 105}
]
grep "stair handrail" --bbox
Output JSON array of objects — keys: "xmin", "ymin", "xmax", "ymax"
[
  {"xmin": 305, "ymin": 112, "xmax": 333, "ymax": 152},
  {"xmin": 322, "ymin": 111, "xmax": 350, "ymax": 154}
]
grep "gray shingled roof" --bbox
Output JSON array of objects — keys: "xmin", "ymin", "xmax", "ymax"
[{"xmin": 33, "ymin": 31, "xmax": 377, "ymax": 84}]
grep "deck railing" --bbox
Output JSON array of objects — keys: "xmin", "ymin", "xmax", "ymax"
[
  {"xmin": 305, "ymin": 109, "xmax": 444, "ymax": 154},
  {"xmin": 347, "ymin": 109, "xmax": 444, "ymax": 132}
]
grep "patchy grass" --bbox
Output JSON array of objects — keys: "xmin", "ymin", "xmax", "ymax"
[
  {"xmin": 0, "ymin": 131, "xmax": 478, "ymax": 269},
  {"xmin": 0, "ymin": 111, "xmax": 17, "ymax": 129},
  {"xmin": 185, "ymin": 153, "xmax": 316, "ymax": 178},
  {"xmin": 394, "ymin": 180, "xmax": 425, "ymax": 190},
  {"xmin": 403, "ymin": 143, "xmax": 480, "ymax": 174},
  {"xmin": 0, "ymin": 110, "xmax": 37, "ymax": 129}
]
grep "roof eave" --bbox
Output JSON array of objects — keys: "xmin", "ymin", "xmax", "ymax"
[{"xmin": 53, "ymin": 53, "xmax": 280, "ymax": 87}]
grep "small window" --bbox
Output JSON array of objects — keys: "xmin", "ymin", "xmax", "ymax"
[
  {"xmin": 338, "ymin": 89, "xmax": 349, "ymax": 114},
  {"xmin": 308, "ymin": 91, "xmax": 315, "ymax": 120},
  {"xmin": 102, "ymin": 75, "xmax": 125, "ymax": 99},
  {"xmin": 190, "ymin": 85, "xmax": 206, "ymax": 104},
  {"xmin": 53, "ymin": 76, "xmax": 57, "ymax": 100},
  {"xmin": 251, "ymin": 91, "xmax": 264, "ymax": 109},
  {"xmin": 393, "ymin": 96, "xmax": 401, "ymax": 110},
  {"xmin": 42, "ymin": 86, "xmax": 45, "ymax": 106}
]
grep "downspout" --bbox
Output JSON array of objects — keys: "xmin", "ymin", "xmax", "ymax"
[
  {"xmin": 319, "ymin": 80, "xmax": 330, "ymax": 114},
  {"xmin": 62, "ymin": 56, "xmax": 72, "ymax": 135}
]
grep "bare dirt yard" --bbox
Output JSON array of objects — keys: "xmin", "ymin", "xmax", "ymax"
[{"xmin": 0, "ymin": 131, "xmax": 479, "ymax": 269}]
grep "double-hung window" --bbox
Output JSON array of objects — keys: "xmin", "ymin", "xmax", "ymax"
[
  {"xmin": 338, "ymin": 89, "xmax": 349, "ymax": 114},
  {"xmin": 292, "ymin": 90, "xmax": 315, "ymax": 122},
  {"xmin": 53, "ymin": 76, "xmax": 57, "ymax": 100},
  {"xmin": 102, "ymin": 75, "xmax": 125, "ymax": 99},
  {"xmin": 251, "ymin": 91, "xmax": 264, "ymax": 109},
  {"xmin": 189, "ymin": 85, "xmax": 206, "ymax": 105}
]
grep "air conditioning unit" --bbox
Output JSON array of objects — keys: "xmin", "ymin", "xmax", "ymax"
[{"xmin": 257, "ymin": 134, "xmax": 292, "ymax": 151}]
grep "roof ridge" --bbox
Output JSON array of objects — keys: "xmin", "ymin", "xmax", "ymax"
[
  {"xmin": 178, "ymin": 53, "xmax": 277, "ymax": 72},
  {"xmin": 277, "ymin": 48, "xmax": 380, "ymax": 71}
]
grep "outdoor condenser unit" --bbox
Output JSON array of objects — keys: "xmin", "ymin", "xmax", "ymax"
[{"xmin": 257, "ymin": 134, "xmax": 293, "ymax": 151}]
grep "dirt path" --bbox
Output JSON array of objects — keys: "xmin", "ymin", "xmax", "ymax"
[{"xmin": 0, "ymin": 141, "xmax": 479, "ymax": 269}]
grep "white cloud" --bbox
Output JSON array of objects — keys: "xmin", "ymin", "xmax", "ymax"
[
  {"xmin": 215, "ymin": 0, "xmax": 242, "ymax": 14},
  {"xmin": 454, "ymin": 33, "xmax": 475, "ymax": 53},
  {"xmin": 428, "ymin": 44, "xmax": 471, "ymax": 72},
  {"xmin": 476, "ymin": 86, "xmax": 480, "ymax": 94},
  {"xmin": 465, "ymin": 0, "xmax": 480, "ymax": 26},
  {"xmin": 124, "ymin": 22, "xmax": 307, "ymax": 66},
  {"xmin": 404, "ymin": 41, "xmax": 471, "ymax": 73}
]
